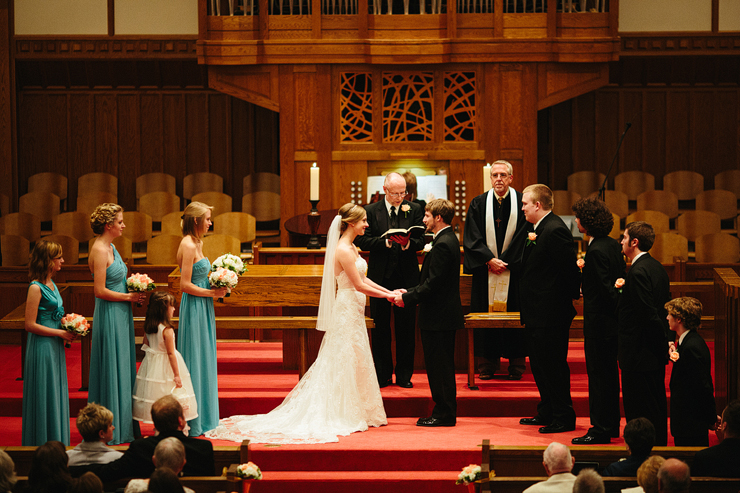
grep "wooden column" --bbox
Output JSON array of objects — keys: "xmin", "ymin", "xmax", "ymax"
[{"xmin": 0, "ymin": 0, "xmax": 15, "ymax": 204}]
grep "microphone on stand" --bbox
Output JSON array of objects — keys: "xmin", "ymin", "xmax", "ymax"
[{"xmin": 598, "ymin": 120, "xmax": 633, "ymax": 202}]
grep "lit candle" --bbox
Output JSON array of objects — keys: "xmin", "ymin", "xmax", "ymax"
[
  {"xmin": 483, "ymin": 163, "xmax": 492, "ymax": 193},
  {"xmin": 310, "ymin": 163, "xmax": 320, "ymax": 201}
]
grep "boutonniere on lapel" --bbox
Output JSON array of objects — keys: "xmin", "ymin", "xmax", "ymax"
[
  {"xmin": 422, "ymin": 242, "xmax": 433, "ymax": 254},
  {"xmin": 669, "ymin": 349, "xmax": 680, "ymax": 362},
  {"xmin": 526, "ymin": 232, "xmax": 537, "ymax": 246},
  {"xmin": 577, "ymin": 257, "xmax": 585, "ymax": 270},
  {"xmin": 401, "ymin": 204, "xmax": 410, "ymax": 218},
  {"xmin": 614, "ymin": 278, "xmax": 625, "ymax": 294}
]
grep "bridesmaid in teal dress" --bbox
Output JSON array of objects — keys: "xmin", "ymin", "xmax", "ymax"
[
  {"xmin": 87, "ymin": 204, "xmax": 145, "ymax": 444},
  {"xmin": 177, "ymin": 201, "xmax": 228, "ymax": 436},
  {"xmin": 22, "ymin": 240, "xmax": 77, "ymax": 445}
]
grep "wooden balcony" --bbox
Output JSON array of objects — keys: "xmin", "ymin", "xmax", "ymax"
[{"xmin": 198, "ymin": 0, "xmax": 620, "ymax": 65}]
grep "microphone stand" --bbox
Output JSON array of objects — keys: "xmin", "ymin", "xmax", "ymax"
[{"xmin": 598, "ymin": 122, "xmax": 632, "ymax": 202}]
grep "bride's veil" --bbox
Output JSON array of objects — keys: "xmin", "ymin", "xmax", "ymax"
[{"xmin": 316, "ymin": 214, "xmax": 342, "ymax": 332}]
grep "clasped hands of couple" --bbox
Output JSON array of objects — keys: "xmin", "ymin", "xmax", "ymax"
[{"xmin": 389, "ymin": 289, "xmax": 407, "ymax": 308}]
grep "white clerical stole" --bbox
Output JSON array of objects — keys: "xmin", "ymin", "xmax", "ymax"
[{"xmin": 485, "ymin": 187, "xmax": 518, "ymax": 312}]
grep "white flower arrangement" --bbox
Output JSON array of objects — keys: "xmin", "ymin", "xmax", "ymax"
[
  {"xmin": 126, "ymin": 273, "xmax": 156, "ymax": 292},
  {"xmin": 61, "ymin": 313, "xmax": 91, "ymax": 348},
  {"xmin": 236, "ymin": 461, "xmax": 262, "ymax": 480},
  {"xmin": 456, "ymin": 464, "xmax": 482, "ymax": 485},
  {"xmin": 209, "ymin": 267, "xmax": 239, "ymax": 290},
  {"xmin": 212, "ymin": 253, "xmax": 247, "ymax": 275}
]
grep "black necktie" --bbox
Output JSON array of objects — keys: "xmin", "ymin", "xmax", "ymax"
[{"xmin": 390, "ymin": 206, "xmax": 398, "ymax": 228}]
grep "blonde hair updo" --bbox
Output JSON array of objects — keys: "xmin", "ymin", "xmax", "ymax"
[
  {"xmin": 181, "ymin": 201, "xmax": 213, "ymax": 238},
  {"xmin": 90, "ymin": 203, "xmax": 123, "ymax": 235},
  {"xmin": 338, "ymin": 203, "xmax": 365, "ymax": 233}
]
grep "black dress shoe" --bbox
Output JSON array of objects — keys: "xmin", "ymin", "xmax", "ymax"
[
  {"xmin": 416, "ymin": 416, "xmax": 456, "ymax": 427},
  {"xmin": 378, "ymin": 379, "xmax": 393, "ymax": 388},
  {"xmin": 572, "ymin": 434, "xmax": 610, "ymax": 445},
  {"xmin": 478, "ymin": 372, "xmax": 494, "ymax": 380},
  {"xmin": 508, "ymin": 373, "xmax": 523, "ymax": 381},
  {"xmin": 397, "ymin": 381, "xmax": 413, "ymax": 388},
  {"xmin": 539, "ymin": 423, "xmax": 576, "ymax": 434},
  {"xmin": 520, "ymin": 416, "xmax": 550, "ymax": 426}
]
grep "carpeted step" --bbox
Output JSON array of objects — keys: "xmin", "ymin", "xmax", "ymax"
[{"xmin": 245, "ymin": 470, "xmax": 461, "ymax": 493}]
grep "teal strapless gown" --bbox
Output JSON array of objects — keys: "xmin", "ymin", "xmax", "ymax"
[
  {"xmin": 178, "ymin": 257, "xmax": 219, "ymax": 436},
  {"xmin": 88, "ymin": 244, "xmax": 138, "ymax": 444},
  {"xmin": 22, "ymin": 281, "xmax": 70, "ymax": 445}
]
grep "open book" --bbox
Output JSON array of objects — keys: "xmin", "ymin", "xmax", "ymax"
[{"xmin": 380, "ymin": 225, "xmax": 426, "ymax": 239}]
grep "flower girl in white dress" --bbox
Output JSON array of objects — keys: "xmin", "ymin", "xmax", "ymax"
[
  {"xmin": 133, "ymin": 291, "xmax": 198, "ymax": 430},
  {"xmin": 207, "ymin": 203, "xmax": 403, "ymax": 444}
]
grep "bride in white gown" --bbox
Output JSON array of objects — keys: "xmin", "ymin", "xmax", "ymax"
[{"xmin": 206, "ymin": 203, "xmax": 402, "ymax": 444}]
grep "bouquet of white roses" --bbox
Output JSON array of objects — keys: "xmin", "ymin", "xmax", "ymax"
[
  {"xmin": 209, "ymin": 267, "xmax": 239, "ymax": 302},
  {"xmin": 127, "ymin": 273, "xmax": 156, "ymax": 306},
  {"xmin": 456, "ymin": 464, "xmax": 482, "ymax": 485},
  {"xmin": 212, "ymin": 253, "xmax": 247, "ymax": 275},
  {"xmin": 236, "ymin": 461, "xmax": 262, "ymax": 480},
  {"xmin": 61, "ymin": 313, "xmax": 91, "ymax": 348}
]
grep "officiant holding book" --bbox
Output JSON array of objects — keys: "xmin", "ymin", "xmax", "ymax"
[{"xmin": 355, "ymin": 172, "xmax": 425, "ymax": 389}]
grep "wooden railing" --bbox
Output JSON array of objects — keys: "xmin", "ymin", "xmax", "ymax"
[{"xmin": 713, "ymin": 267, "xmax": 740, "ymax": 411}]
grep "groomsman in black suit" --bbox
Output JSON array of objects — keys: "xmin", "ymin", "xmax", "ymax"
[
  {"xmin": 518, "ymin": 184, "xmax": 581, "ymax": 434},
  {"xmin": 395, "ymin": 199, "xmax": 465, "ymax": 427},
  {"xmin": 618, "ymin": 221, "xmax": 671, "ymax": 446},
  {"xmin": 355, "ymin": 172, "xmax": 425, "ymax": 388},
  {"xmin": 571, "ymin": 198, "xmax": 625, "ymax": 444}
]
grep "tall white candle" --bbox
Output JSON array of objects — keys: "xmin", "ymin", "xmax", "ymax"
[
  {"xmin": 483, "ymin": 163, "xmax": 492, "ymax": 193},
  {"xmin": 310, "ymin": 163, "xmax": 320, "ymax": 201}
]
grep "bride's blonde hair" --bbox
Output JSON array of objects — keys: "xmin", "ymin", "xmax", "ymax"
[{"xmin": 338, "ymin": 203, "xmax": 365, "ymax": 233}]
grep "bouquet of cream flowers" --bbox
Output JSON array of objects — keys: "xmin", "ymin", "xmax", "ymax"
[
  {"xmin": 456, "ymin": 464, "xmax": 482, "ymax": 485},
  {"xmin": 127, "ymin": 273, "xmax": 156, "ymax": 306},
  {"xmin": 236, "ymin": 461, "xmax": 262, "ymax": 480},
  {"xmin": 209, "ymin": 267, "xmax": 239, "ymax": 302},
  {"xmin": 212, "ymin": 253, "xmax": 247, "ymax": 275},
  {"xmin": 61, "ymin": 313, "xmax": 90, "ymax": 348}
]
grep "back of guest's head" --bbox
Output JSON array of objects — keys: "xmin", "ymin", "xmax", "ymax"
[
  {"xmin": 573, "ymin": 468, "xmax": 604, "ymax": 493},
  {"xmin": 338, "ymin": 203, "xmax": 366, "ymax": 233},
  {"xmin": 154, "ymin": 437, "xmax": 187, "ymax": 474},
  {"xmin": 722, "ymin": 399, "xmax": 740, "ymax": 438},
  {"xmin": 523, "ymin": 184, "xmax": 554, "ymax": 211},
  {"xmin": 27, "ymin": 441, "xmax": 72, "ymax": 493},
  {"xmin": 151, "ymin": 395, "xmax": 184, "ymax": 433},
  {"xmin": 624, "ymin": 417, "xmax": 656, "ymax": 457},
  {"xmin": 28, "ymin": 239, "xmax": 63, "ymax": 282},
  {"xmin": 402, "ymin": 171, "xmax": 418, "ymax": 200},
  {"xmin": 68, "ymin": 472, "xmax": 104, "ymax": 493},
  {"xmin": 181, "ymin": 201, "xmax": 212, "ymax": 237},
  {"xmin": 657, "ymin": 458, "xmax": 690, "ymax": 493},
  {"xmin": 664, "ymin": 297, "xmax": 702, "ymax": 332},
  {"xmin": 542, "ymin": 442, "xmax": 573, "ymax": 475},
  {"xmin": 572, "ymin": 197, "xmax": 614, "ymax": 238},
  {"xmin": 76, "ymin": 402, "xmax": 114, "ymax": 442},
  {"xmin": 425, "ymin": 199, "xmax": 454, "ymax": 225},
  {"xmin": 625, "ymin": 221, "xmax": 656, "ymax": 252},
  {"xmin": 147, "ymin": 467, "xmax": 185, "ymax": 493},
  {"xmin": 638, "ymin": 456, "xmax": 665, "ymax": 493},
  {"xmin": 90, "ymin": 203, "xmax": 123, "ymax": 235},
  {"xmin": 145, "ymin": 291, "xmax": 177, "ymax": 335},
  {"xmin": 0, "ymin": 449, "xmax": 17, "ymax": 492}
]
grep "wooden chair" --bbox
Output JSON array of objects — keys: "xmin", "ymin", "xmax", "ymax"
[
  {"xmin": 28, "ymin": 172, "xmax": 68, "ymax": 210},
  {"xmin": 203, "ymin": 233, "xmax": 241, "ymax": 262},
  {"xmin": 626, "ymin": 210, "xmax": 670, "ymax": 234},
  {"xmin": 52, "ymin": 212, "xmax": 95, "ymax": 243},
  {"xmin": 566, "ymin": 171, "xmax": 605, "ymax": 199},
  {"xmin": 0, "ymin": 212, "xmax": 41, "ymax": 243},
  {"xmin": 663, "ymin": 170, "xmax": 704, "ymax": 201},
  {"xmin": 77, "ymin": 192, "xmax": 118, "ymax": 220},
  {"xmin": 636, "ymin": 190, "xmax": 679, "ymax": 219},
  {"xmin": 138, "ymin": 192, "xmax": 181, "ymax": 223},
  {"xmin": 43, "ymin": 234, "xmax": 80, "ymax": 265},
  {"xmin": 608, "ymin": 212, "xmax": 622, "ymax": 239},
  {"xmin": 146, "ymin": 234, "xmax": 181, "ymax": 265},
  {"xmin": 715, "ymin": 169, "xmax": 740, "ymax": 198},
  {"xmin": 192, "ymin": 192, "xmax": 232, "ymax": 219},
  {"xmin": 696, "ymin": 189, "xmax": 738, "ymax": 221},
  {"xmin": 0, "ymin": 192, "xmax": 9, "ymax": 216},
  {"xmin": 614, "ymin": 171, "xmax": 655, "ymax": 201},
  {"xmin": 183, "ymin": 172, "xmax": 223, "ymax": 200},
  {"xmin": 136, "ymin": 173, "xmax": 176, "ymax": 202},
  {"xmin": 243, "ymin": 172, "xmax": 280, "ymax": 194},
  {"xmin": 162, "ymin": 211, "xmax": 185, "ymax": 236},
  {"xmin": 19, "ymin": 191, "xmax": 60, "ymax": 222},
  {"xmin": 604, "ymin": 190, "xmax": 629, "ymax": 218},
  {"xmin": 695, "ymin": 233, "xmax": 740, "ymax": 263},
  {"xmin": 0, "ymin": 234, "xmax": 30, "ymax": 266},
  {"xmin": 242, "ymin": 191, "xmax": 281, "ymax": 223},
  {"xmin": 89, "ymin": 235, "xmax": 133, "ymax": 264},
  {"xmin": 676, "ymin": 210, "xmax": 722, "ymax": 242},
  {"xmin": 78, "ymin": 172, "xmax": 118, "ymax": 197},
  {"xmin": 551, "ymin": 190, "xmax": 581, "ymax": 217},
  {"xmin": 214, "ymin": 212, "xmax": 257, "ymax": 245},
  {"xmin": 121, "ymin": 211, "xmax": 153, "ymax": 244},
  {"xmin": 650, "ymin": 232, "xmax": 688, "ymax": 263}
]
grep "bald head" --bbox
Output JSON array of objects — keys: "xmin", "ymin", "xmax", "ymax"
[
  {"xmin": 383, "ymin": 173, "xmax": 407, "ymax": 207},
  {"xmin": 542, "ymin": 442, "xmax": 574, "ymax": 476},
  {"xmin": 658, "ymin": 458, "xmax": 690, "ymax": 493}
]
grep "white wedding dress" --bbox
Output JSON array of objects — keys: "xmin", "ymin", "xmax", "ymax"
[{"xmin": 206, "ymin": 256, "xmax": 387, "ymax": 444}]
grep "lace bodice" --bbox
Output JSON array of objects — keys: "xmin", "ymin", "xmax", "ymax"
[{"xmin": 336, "ymin": 256, "xmax": 367, "ymax": 290}]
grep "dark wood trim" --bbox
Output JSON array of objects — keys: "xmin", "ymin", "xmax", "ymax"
[
  {"xmin": 198, "ymin": 0, "xmax": 208, "ymax": 40},
  {"xmin": 0, "ymin": 0, "xmax": 15, "ymax": 204},
  {"xmin": 620, "ymin": 33, "xmax": 740, "ymax": 56},
  {"xmin": 14, "ymin": 36, "xmax": 198, "ymax": 60},
  {"xmin": 108, "ymin": 0, "xmax": 115, "ymax": 36},
  {"xmin": 712, "ymin": 0, "xmax": 719, "ymax": 34}
]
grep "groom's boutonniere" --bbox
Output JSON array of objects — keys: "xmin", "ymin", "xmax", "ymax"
[
  {"xmin": 423, "ymin": 242, "xmax": 433, "ymax": 254},
  {"xmin": 577, "ymin": 258, "xmax": 585, "ymax": 270},
  {"xmin": 401, "ymin": 204, "xmax": 410, "ymax": 218},
  {"xmin": 526, "ymin": 232, "xmax": 537, "ymax": 246},
  {"xmin": 614, "ymin": 278, "xmax": 625, "ymax": 293}
]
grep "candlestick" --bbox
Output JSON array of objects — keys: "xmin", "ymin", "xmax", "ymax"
[
  {"xmin": 483, "ymin": 163, "xmax": 492, "ymax": 193},
  {"xmin": 310, "ymin": 163, "xmax": 320, "ymax": 201},
  {"xmin": 307, "ymin": 199, "xmax": 321, "ymax": 249}
]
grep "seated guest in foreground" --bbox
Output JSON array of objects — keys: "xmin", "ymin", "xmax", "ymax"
[
  {"xmin": 523, "ymin": 442, "xmax": 577, "ymax": 493},
  {"xmin": 125, "ymin": 438, "xmax": 194, "ymax": 493},
  {"xmin": 622, "ymin": 456, "xmax": 666, "ymax": 493},
  {"xmin": 602, "ymin": 418, "xmax": 655, "ymax": 477},
  {"xmin": 147, "ymin": 467, "xmax": 185, "ymax": 493},
  {"xmin": 70, "ymin": 395, "xmax": 214, "ymax": 482},
  {"xmin": 691, "ymin": 399, "xmax": 740, "ymax": 477},
  {"xmin": 657, "ymin": 459, "xmax": 690, "ymax": 493},
  {"xmin": 573, "ymin": 469, "xmax": 604, "ymax": 493},
  {"xmin": 665, "ymin": 297, "xmax": 716, "ymax": 446},
  {"xmin": 67, "ymin": 403, "xmax": 124, "ymax": 466},
  {"xmin": 68, "ymin": 472, "xmax": 104, "ymax": 493},
  {"xmin": 0, "ymin": 449, "xmax": 18, "ymax": 493},
  {"xmin": 26, "ymin": 441, "xmax": 74, "ymax": 493}
]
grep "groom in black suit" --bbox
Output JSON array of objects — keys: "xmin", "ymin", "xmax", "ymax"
[
  {"xmin": 395, "ymin": 199, "xmax": 464, "ymax": 427},
  {"xmin": 518, "ymin": 184, "xmax": 581, "ymax": 434},
  {"xmin": 355, "ymin": 172, "xmax": 425, "ymax": 388}
]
